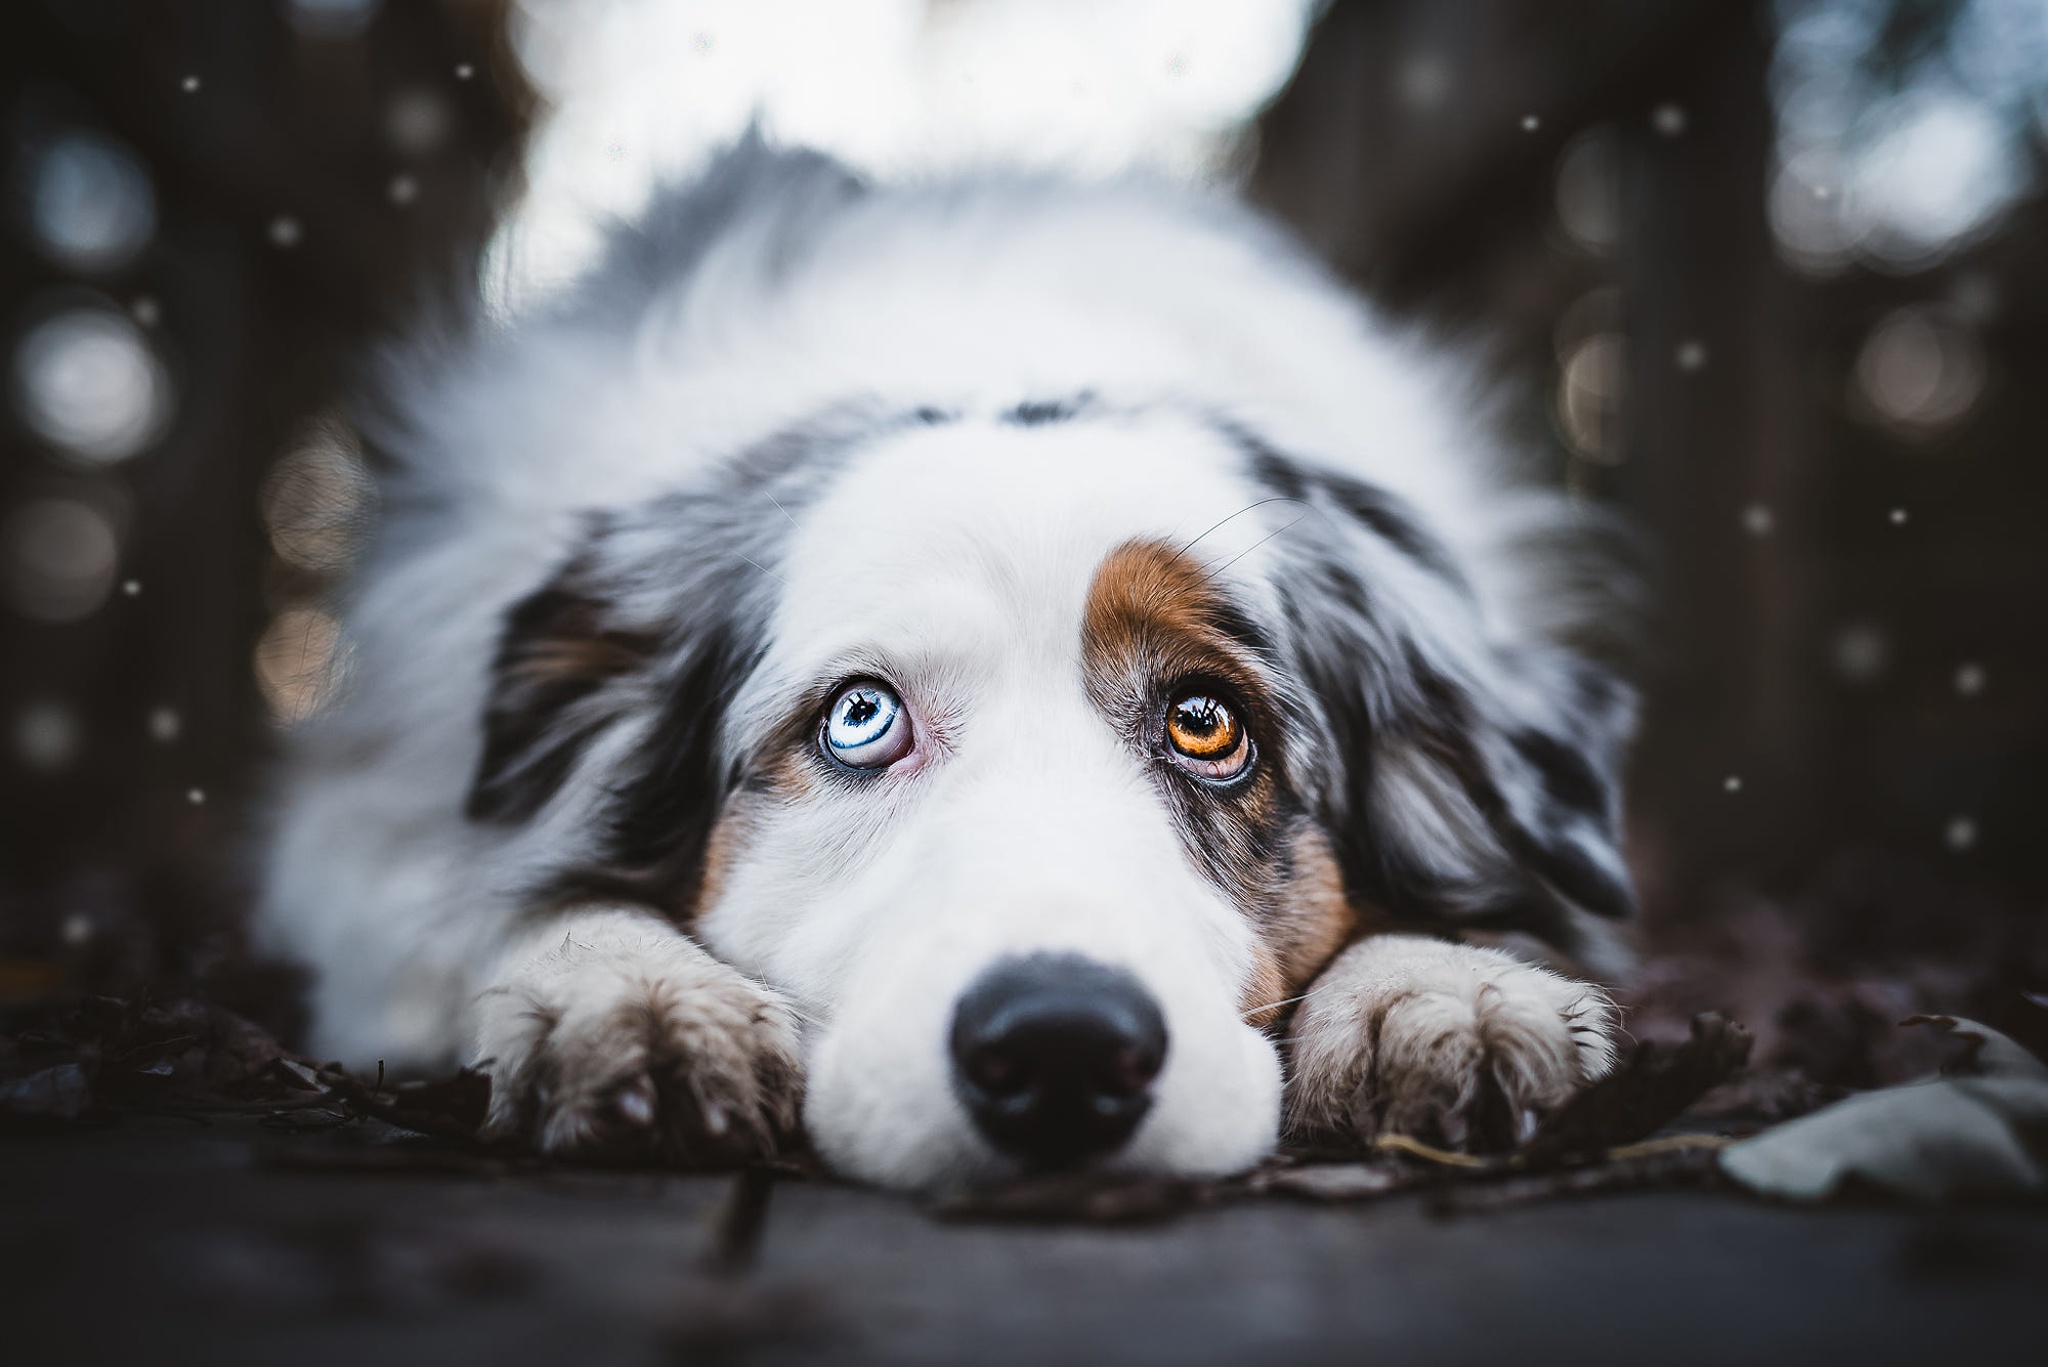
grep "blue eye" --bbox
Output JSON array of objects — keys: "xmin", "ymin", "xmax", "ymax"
[{"xmin": 822, "ymin": 683, "xmax": 912, "ymax": 769}]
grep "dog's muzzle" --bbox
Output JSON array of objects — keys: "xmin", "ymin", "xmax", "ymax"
[{"xmin": 948, "ymin": 953, "xmax": 1168, "ymax": 1169}]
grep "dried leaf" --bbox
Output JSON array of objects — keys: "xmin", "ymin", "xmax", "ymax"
[
  {"xmin": 1902, "ymin": 1014, "xmax": 2048, "ymax": 1082},
  {"xmin": 1719, "ymin": 1017, "xmax": 2048, "ymax": 1202},
  {"xmin": 1520, "ymin": 1011, "xmax": 1753, "ymax": 1160},
  {"xmin": 317, "ymin": 1066, "xmax": 492, "ymax": 1141}
]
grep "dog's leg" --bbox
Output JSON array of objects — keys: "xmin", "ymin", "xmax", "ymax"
[
  {"xmin": 474, "ymin": 905, "xmax": 802, "ymax": 1163},
  {"xmin": 1285, "ymin": 933, "xmax": 1618, "ymax": 1151}
]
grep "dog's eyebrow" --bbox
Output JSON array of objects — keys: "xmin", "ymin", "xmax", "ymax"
[{"xmin": 1205, "ymin": 416, "xmax": 1469, "ymax": 591}]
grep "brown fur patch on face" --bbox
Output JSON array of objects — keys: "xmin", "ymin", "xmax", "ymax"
[{"xmin": 1081, "ymin": 539, "xmax": 1359, "ymax": 1024}]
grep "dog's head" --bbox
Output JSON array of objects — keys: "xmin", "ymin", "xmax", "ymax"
[{"xmin": 467, "ymin": 399, "xmax": 1632, "ymax": 1190}]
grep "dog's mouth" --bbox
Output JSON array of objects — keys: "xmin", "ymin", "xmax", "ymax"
[{"xmin": 948, "ymin": 952, "xmax": 1169, "ymax": 1171}]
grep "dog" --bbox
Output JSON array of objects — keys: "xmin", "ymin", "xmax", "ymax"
[{"xmin": 256, "ymin": 139, "xmax": 1634, "ymax": 1191}]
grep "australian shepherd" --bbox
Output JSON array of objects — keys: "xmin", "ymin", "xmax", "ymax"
[{"xmin": 258, "ymin": 139, "xmax": 1634, "ymax": 1191}]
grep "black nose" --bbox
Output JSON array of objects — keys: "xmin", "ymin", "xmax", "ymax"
[{"xmin": 949, "ymin": 953, "xmax": 1168, "ymax": 1170}]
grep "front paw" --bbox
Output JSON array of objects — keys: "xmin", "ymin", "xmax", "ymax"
[
  {"xmin": 1286, "ymin": 935, "xmax": 1618, "ymax": 1152},
  {"xmin": 475, "ymin": 913, "xmax": 802, "ymax": 1165}
]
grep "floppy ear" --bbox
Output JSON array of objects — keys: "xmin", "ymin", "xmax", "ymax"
[
  {"xmin": 1241, "ymin": 441, "xmax": 1636, "ymax": 967},
  {"xmin": 1362, "ymin": 644, "xmax": 1637, "ymax": 951},
  {"xmin": 468, "ymin": 557, "xmax": 760, "ymax": 915},
  {"xmin": 463, "ymin": 484, "xmax": 789, "ymax": 913},
  {"xmin": 1290, "ymin": 607, "xmax": 1637, "ymax": 967},
  {"xmin": 467, "ymin": 557, "xmax": 660, "ymax": 825}
]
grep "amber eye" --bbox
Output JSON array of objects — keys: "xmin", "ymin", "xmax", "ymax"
[{"xmin": 1165, "ymin": 692, "xmax": 1251, "ymax": 781}]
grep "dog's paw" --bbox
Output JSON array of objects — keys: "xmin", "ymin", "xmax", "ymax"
[
  {"xmin": 475, "ymin": 910, "xmax": 802, "ymax": 1165},
  {"xmin": 1286, "ymin": 934, "xmax": 1617, "ymax": 1152}
]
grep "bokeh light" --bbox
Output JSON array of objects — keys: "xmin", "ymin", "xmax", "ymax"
[
  {"xmin": 23, "ymin": 130, "xmax": 157, "ymax": 275},
  {"xmin": 1554, "ymin": 289, "xmax": 1625, "ymax": 464},
  {"xmin": 1395, "ymin": 52, "xmax": 1450, "ymax": 111},
  {"xmin": 1554, "ymin": 127, "xmax": 1621, "ymax": 255},
  {"xmin": 1843, "ymin": 89, "xmax": 2025, "ymax": 270},
  {"xmin": 1830, "ymin": 621, "xmax": 1891, "ymax": 684},
  {"xmin": 12, "ymin": 304, "xmax": 172, "ymax": 465},
  {"xmin": 3, "ymin": 496, "xmax": 120, "ymax": 623},
  {"xmin": 384, "ymin": 88, "xmax": 453, "ymax": 156},
  {"xmin": 1852, "ymin": 306, "xmax": 1986, "ymax": 436},
  {"xmin": 254, "ymin": 606, "xmax": 343, "ymax": 725},
  {"xmin": 1770, "ymin": 0, "xmax": 2048, "ymax": 274},
  {"xmin": 13, "ymin": 699, "xmax": 81, "ymax": 773},
  {"xmin": 260, "ymin": 420, "xmax": 377, "ymax": 575},
  {"xmin": 1558, "ymin": 333, "xmax": 1625, "ymax": 462}
]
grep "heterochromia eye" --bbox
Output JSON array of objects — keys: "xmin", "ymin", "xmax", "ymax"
[
  {"xmin": 1165, "ymin": 692, "xmax": 1251, "ymax": 782},
  {"xmin": 822, "ymin": 683, "xmax": 913, "ymax": 770}
]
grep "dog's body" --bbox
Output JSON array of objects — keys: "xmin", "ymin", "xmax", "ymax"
[{"xmin": 258, "ymin": 143, "xmax": 1634, "ymax": 1190}]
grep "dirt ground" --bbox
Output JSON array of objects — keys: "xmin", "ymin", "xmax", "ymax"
[{"xmin": 4, "ymin": 1114, "xmax": 2043, "ymax": 1367}]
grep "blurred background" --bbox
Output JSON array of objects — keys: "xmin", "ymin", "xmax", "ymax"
[{"xmin": 3, "ymin": 0, "xmax": 2045, "ymax": 1079}]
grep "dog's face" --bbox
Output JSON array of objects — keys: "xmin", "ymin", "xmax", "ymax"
[{"xmin": 468, "ymin": 401, "xmax": 1633, "ymax": 1190}]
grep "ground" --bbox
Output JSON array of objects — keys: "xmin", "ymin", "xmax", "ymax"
[{"xmin": 4, "ymin": 1116, "xmax": 2043, "ymax": 1366}]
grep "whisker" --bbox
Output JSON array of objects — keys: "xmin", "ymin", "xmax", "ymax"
[
  {"xmin": 735, "ymin": 551, "xmax": 788, "ymax": 585},
  {"xmin": 1176, "ymin": 496, "xmax": 1307, "ymax": 557},
  {"xmin": 1240, "ymin": 991, "xmax": 1312, "ymax": 1020},
  {"xmin": 764, "ymin": 490, "xmax": 802, "ymax": 531},
  {"xmin": 1208, "ymin": 511, "xmax": 1310, "ymax": 575}
]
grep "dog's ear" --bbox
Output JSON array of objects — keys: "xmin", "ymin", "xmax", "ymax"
[
  {"xmin": 1246, "ymin": 446, "xmax": 1636, "ymax": 965},
  {"xmin": 1298, "ymin": 625, "xmax": 1636, "ymax": 966},
  {"xmin": 1363, "ymin": 644, "xmax": 1636, "ymax": 946},
  {"xmin": 465, "ymin": 494, "xmax": 782, "ymax": 913},
  {"xmin": 467, "ymin": 560, "xmax": 660, "ymax": 824}
]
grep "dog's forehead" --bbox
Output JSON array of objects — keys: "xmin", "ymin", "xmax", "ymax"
[{"xmin": 763, "ymin": 413, "xmax": 1274, "ymax": 680}]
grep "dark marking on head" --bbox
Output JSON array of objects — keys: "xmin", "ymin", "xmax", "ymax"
[
  {"xmin": 1509, "ymin": 728, "xmax": 1608, "ymax": 820},
  {"xmin": 1209, "ymin": 416, "xmax": 1469, "ymax": 591},
  {"xmin": 1003, "ymin": 393, "xmax": 1096, "ymax": 427},
  {"xmin": 562, "ymin": 617, "xmax": 762, "ymax": 909}
]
